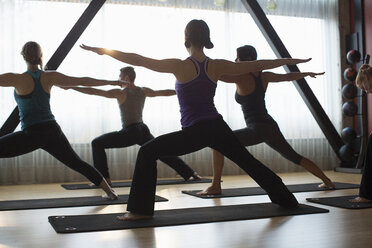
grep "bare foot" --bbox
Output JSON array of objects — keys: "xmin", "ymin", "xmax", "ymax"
[
  {"xmin": 197, "ymin": 185, "xmax": 222, "ymax": 195},
  {"xmin": 89, "ymin": 183, "xmax": 96, "ymax": 187},
  {"xmin": 318, "ymin": 179, "xmax": 335, "ymax": 189},
  {"xmin": 102, "ymin": 191, "xmax": 118, "ymax": 200},
  {"xmin": 116, "ymin": 212, "xmax": 152, "ymax": 221},
  {"xmin": 188, "ymin": 172, "xmax": 202, "ymax": 181},
  {"xmin": 349, "ymin": 197, "xmax": 372, "ymax": 203}
]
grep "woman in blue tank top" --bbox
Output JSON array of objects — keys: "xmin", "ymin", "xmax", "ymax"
[
  {"xmin": 81, "ymin": 19, "xmax": 311, "ymax": 220},
  {"xmin": 0, "ymin": 41, "xmax": 119, "ymax": 199},
  {"xmin": 198, "ymin": 45, "xmax": 334, "ymax": 196}
]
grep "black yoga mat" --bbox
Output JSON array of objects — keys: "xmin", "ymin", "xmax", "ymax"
[
  {"xmin": 0, "ymin": 195, "xmax": 168, "ymax": 211},
  {"xmin": 61, "ymin": 178, "xmax": 212, "ymax": 190},
  {"xmin": 48, "ymin": 203, "xmax": 329, "ymax": 233},
  {"xmin": 307, "ymin": 195, "xmax": 372, "ymax": 209},
  {"xmin": 182, "ymin": 182, "xmax": 360, "ymax": 199}
]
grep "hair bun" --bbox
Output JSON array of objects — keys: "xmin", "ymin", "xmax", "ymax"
[{"xmin": 205, "ymin": 39, "xmax": 214, "ymax": 49}]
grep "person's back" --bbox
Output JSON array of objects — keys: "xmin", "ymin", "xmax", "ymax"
[
  {"xmin": 175, "ymin": 56, "xmax": 221, "ymax": 128},
  {"xmin": 13, "ymin": 70, "xmax": 65, "ymax": 95},
  {"xmin": 234, "ymin": 72, "xmax": 273, "ymax": 124},
  {"xmin": 230, "ymin": 45, "xmax": 272, "ymax": 123},
  {"xmin": 14, "ymin": 70, "xmax": 55, "ymax": 130},
  {"xmin": 119, "ymin": 86, "xmax": 145, "ymax": 128}
]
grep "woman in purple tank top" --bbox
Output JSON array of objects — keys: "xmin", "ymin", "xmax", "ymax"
[{"xmin": 81, "ymin": 19, "xmax": 311, "ymax": 220}]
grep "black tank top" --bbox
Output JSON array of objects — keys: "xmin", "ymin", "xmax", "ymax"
[{"xmin": 234, "ymin": 72, "xmax": 273, "ymax": 124}]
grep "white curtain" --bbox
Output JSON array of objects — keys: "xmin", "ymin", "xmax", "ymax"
[{"xmin": 0, "ymin": 0, "xmax": 341, "ymax": 184}]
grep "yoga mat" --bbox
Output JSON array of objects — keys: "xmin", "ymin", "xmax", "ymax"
[
  {"xmin": 182, "ymin": 182, "xmax": 360, "ymax": 199},
  {"xmin": 307, "ymin": 195, "xmax": 372, "ymax": 209},
  {"xmin": 48, "ymin": 203, "xmax": 329, "ymax": 233},
  {"xmin": 62, "ymin": 178, "xmax": 212, "ymax": 190},
  {"xmin": 0, "ymin": 195, "xmax": 168, "ymax": 211}
]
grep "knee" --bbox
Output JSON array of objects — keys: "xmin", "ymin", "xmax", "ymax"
[
  {"xmin": 138, "ymin": 144, "xmax": 154, "ymax": 157},
  {"xmin": 278, "ymin": 150, "xmax": 303, "ymax": 166},
  {"xmin": 91, "ymin": 138, "xmax": 102, "ymax": 150},
  {"xmin": 138, "ymin": 143, "xmax": 159, "ymax": 162},
  {"xmin": 294, "ymin": 156, "xmax": 305, "ymax": 165}
]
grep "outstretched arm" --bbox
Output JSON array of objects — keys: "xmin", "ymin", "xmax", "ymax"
[
  {"xmin": 142, "ymin": 87, "xmax": 176, "ymax": 97},
  {"xmin": 215, "ymin": 58, "xmax": 311, "ymax": 80},
  {"xmin": 48, "ymin": 71, "xmax": 121, "ymax": 88},
  {"xmin": 0, "ymin": 73, "xmax": 20, "ymax": 87},
  {"xmin": 262, "ymin": 71, "xmax": 325, "ymax": 83},
  {"xmin": 80, "ymin": 44, "xmax": 182, "ymax": 74},
  {"xmin": 62, "ymin": 86, "xmax": 123, "ymax": 99},
  {"xmin": 219, "ymin": 74, "xmax": 241, "ymax": 83}
]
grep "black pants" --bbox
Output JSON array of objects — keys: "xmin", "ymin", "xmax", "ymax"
[
  {"xmin": 91, "ymin": 123, "xmax": 195, "ymax": 180},
  {"xmin": 234, "ymin": 121, "xmax": 303, "ymax": 164},
  {"xmin": 0, "ymin": 121, "xmax": 103, "ymax": 185},
  {"xmin": 127, "ymin": 118, "xmax": 298, "ymax": 215},
  {"xmin": 360, "ymin": 134, "xmax": 372, "ymax": 199}
]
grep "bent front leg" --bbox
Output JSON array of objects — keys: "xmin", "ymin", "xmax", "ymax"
[{"xmin": 127, "ymin": 128, "xmax": 208, "ymax": 215}]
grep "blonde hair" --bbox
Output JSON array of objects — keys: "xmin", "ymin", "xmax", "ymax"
[{"xmin": 21, "ymin": 41, "xmax": 43, "ymax": 69}]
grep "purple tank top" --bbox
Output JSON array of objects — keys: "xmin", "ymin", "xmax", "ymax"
[{"xmin": 175, "ymin": 56, "xmax": 221, "ymax": 128}]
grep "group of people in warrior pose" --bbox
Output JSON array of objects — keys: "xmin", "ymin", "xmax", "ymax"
[{"xmin": 0, "ymin": 19, "xmax": 370, "ymax": 221}]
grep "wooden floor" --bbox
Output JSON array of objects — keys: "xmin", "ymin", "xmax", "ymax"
[{"xmin": 0, "ymin": 171, "xmax": 371, "ymax": 248}]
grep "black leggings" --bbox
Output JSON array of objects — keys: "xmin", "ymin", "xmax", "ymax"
[
  {"xmin": 234, "ymin": 121, "xmax": 303, "ymax": 164},
  {"xmin": 91, "ymin": 123, "xmax": 195, "ymax": 180},
  {"xmin": 0, "ymin": 121, "xmax": 103, "ymax": 185},
  {"xmin": 360, "ymin": 134, "xmax": 372, "ymax": 199},
  {"xmin": 127, "ymin": 118, "xmax": 298, "ymax": 215}
]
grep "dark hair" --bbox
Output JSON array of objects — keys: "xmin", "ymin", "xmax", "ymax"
[
  {"xmin": 236, "ymin": 45, "xmax": 257, "ymax": 61},
  {"xmin": 21, "ymin": 41, "xmax": 43, "ymax": 69},
  {"xmin": 120, "ymin": 66, "xmax": 136, "ymax": 82},
  {"xmin": 184, "ymin": 19, "xmax": 214, "ymax": 49}
]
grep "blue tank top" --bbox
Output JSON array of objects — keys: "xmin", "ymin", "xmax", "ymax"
[
  {"xmin": 14, "ymin": 70, "xmax": 55, "ymax": 130},
  {"xmin": 175, "ymin": 56, "xmax": 221, "ymax": 128},
  {"xmin": 235, "ymin": 72, "xmax": 273, "ymax": 124}
]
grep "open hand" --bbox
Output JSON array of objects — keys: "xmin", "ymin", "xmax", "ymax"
[
  {"xmin": 308, "ymin": 72, "xmax": 325, "ymax": 78},
  {"xmin": 287, "ymin": 58, "xmax": 312, "ymax": 65},
  {"xmin": 295, "ymin": 58, "xmax": 312, "ymax": 64},
  {"xmin": 80, "ymin": 44, "xmax": 105, "ymax": 55}
]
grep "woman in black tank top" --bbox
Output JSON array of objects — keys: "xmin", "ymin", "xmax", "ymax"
[{"xmin": 199, "ymin": 45, "xmax": 333, "ymax": 196}]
